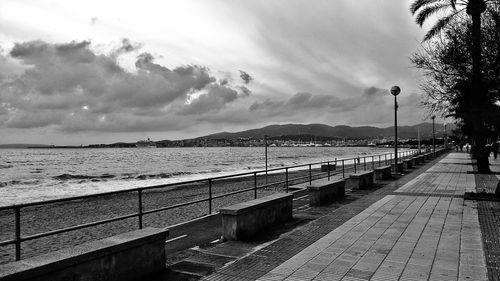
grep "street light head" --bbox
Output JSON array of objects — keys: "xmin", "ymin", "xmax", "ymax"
[
  {"xmin": 431, "ymin": 115, "xmax": 436, "ymax": 120},
  {"xmin": 390, "ymin": 86, "xmax": 401, "ymax": 96}
]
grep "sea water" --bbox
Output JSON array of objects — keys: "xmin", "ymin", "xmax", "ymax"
[{"xmin": 0, "ymin": 146, "xmax": 401, "ymax": 206}]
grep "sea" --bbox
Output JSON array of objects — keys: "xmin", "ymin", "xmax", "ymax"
[{"xmin": 0, "ymin": 146, "xmax": 403, "ymax": 206}]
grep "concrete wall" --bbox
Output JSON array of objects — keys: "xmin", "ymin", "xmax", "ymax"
[
  {"xmin": 0, "ymin": 227, "xmax": 169, "ymax": 281},
  {"xmin": 308, "ymin": 179, "xmax": 345, "ymax": 206},
  {"xmin": 221, "ymin": 193, "xmax": 293, "ymax": 241}
]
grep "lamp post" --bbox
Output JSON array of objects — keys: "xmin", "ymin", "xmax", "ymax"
[
  {"xmin": 431, "ymin": 115, "xmax": 436, "ymax": 156},
  {"xmin": 265, "ymin": 135, "xmax": 268, "ymax": 185},
  {"xmin": 390, "ymin": 86, "xmax": 400, "ymax": 173}
]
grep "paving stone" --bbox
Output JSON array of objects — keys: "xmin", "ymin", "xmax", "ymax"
[{"xmin": 204, "ymin": 153, "xmax": 494, "ymax": 281}]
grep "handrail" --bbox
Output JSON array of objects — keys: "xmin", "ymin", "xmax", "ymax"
[
  {"xmin": 0, "ymin": 148, "xmax": 434, "ymax": 261},
  {"xmin": 0, "ymin": 150, "xmax": 414, "ymax": 210}
]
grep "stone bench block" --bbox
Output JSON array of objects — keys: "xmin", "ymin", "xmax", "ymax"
[
  {"xmin": 391, "ymin": 162, "xmax": 404, "ymax": 173},
  {"xmin": 321, "ymin": 164, "xmax": 336, "ymax": 172},
  {"xmin": 0, "ymin": 227, "xmax": 169, "ymax": 281},
  {"xmin": 408, "ymin": 157, "xmax": 415, "ymax": 166},
  {"xmin": 403, "ymin": 159, "xmax": 413, "ymax": 169},
  {"xmin": 221, "ymin": 193, "xmax": 293, "ymax": 241},
  {"xmin": 374, "ymin": 165, "xmax": 391, "ymax": 180},
  {"xmin": 307, "ymin": 179, "xmax": 345, "ymax": 206},
  {"xmin": 347, "ymin": 171, "xmax": 374, "ymax": 190},
  {"xmin": 413, "ymin": 156, "xmax": 421, "ymax": 165}
]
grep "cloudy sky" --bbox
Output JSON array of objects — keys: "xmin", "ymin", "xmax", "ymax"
[{"xmin": 0, "ymin": 0, "xmax": 439, "ymax": 145}]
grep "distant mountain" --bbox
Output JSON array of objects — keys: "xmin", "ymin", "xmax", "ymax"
[{"xmin": 202, "ymin": 123, "xmax": 452, "ymax": 140}]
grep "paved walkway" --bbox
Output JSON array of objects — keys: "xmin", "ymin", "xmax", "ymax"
[{"xmin": 249, "ymin": 153, "xmax": 488, "ymax": 281}]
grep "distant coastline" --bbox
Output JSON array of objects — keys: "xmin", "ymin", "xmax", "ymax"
[{"xmin": 1, "ymin": 122, "xmax": 451, "ymax": 149}]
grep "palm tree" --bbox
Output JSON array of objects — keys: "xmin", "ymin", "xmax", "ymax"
[{"xmin": 410, "ymin": 0, "xmax": 497, "ymax": 172}]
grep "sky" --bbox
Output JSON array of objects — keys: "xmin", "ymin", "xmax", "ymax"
[{"xmin": 0, "ymin": 0, "xmax": 442, "ymax": 145}]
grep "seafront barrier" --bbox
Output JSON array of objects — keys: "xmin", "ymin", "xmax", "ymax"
[
  {"xmin": 0, "ymin": 228, "xmax": 169, "ymax": 281},
  {"xmin": 0, "ymin": 148, "xmax": 432, "ymax": 265},
  {"xmin": 0, "ymin": 148, "xmax": 450, "ymax": 281}
]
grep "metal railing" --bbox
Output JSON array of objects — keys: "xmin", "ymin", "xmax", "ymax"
[{"xmin": 0, "ymin": 148, "xmax": 427, "ymax": 261}]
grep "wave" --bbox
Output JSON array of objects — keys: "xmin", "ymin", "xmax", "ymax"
[
  {"xmin": 0, "ymin": 179, "xmax": 42, "ymax": 187},
  {"xmin": 54, "ymin": 173, "xmax": 116, "ymax": 181},
  {"xmin": 276, "ymin": 156, "xmax": 300, "ymax": 159},
  {"xmin": 135, "ymin": 171, "xmax": 192, "ymax": 180}
]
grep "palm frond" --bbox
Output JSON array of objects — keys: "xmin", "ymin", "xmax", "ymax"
[
  {"xmin": 487, "ymin": 6, "xmax": 500, "ymax": 22},
  {"xmin": 423, "ymin": 11, "xmax": 462, "ymax": 41},
  {"xmin": 451, "ymin": 0, "xmax": 457, "ymax": 9},
  {"xmin": 416, "ymin": 4, "xmax": 453, "ymax": 26},
  {"xmin": 410, "ymin": 0, "xmax": 442, "ymax": 15}
]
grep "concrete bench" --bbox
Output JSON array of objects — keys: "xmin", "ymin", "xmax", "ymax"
[
  {"xmin": 412, "ymin": 156, "xmax": 421, "ymax": 165},
  {"xmin": 347, "ymin": 171, "xmax": 374, "ymax": 190},
  {"xmin": 374, "ymin": 165, "xmax": 391, "ymax": 180},
  {"xmin": 391, "ymin": 162, "xmax": 404, "ymax": 173},
  {"xmin": 0, "ymin": 227, "xmax": 169, "ymax": 281},
  {"xmin": 307, "ymin": 179, "xmax": 346, "ymax": 206},
  {"xmin": 220, "ymin": 193, "xmax": 293, "ymax": 241},
  {"xmin": 321, "ymin": 163, "xmax": 336, "ymax": 172},
  {"xmin": 403, "ymin": 159, "xmax": 413, "ymax": 169}
]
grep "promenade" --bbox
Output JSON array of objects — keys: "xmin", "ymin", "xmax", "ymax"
[{"xmin": 202, "ymin": 153, "xmax": 499, "ymax": 281}]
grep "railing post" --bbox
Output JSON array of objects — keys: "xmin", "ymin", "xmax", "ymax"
[
  {"xmin": 363, "ymin": 157, "xmax": 366, "ymax": 171},
  {"xmin": 327, "ymin": 161, "xmax": 330, "ymax": 181},
  {"xmin": 379, "ymin": 155, "xmax": 381, "ymax": 167},
  {"xmin": 208, "ymin": 179, "xmax": 212, "ymax": 214},
  {"xmin": 354, "ymin": 158, "xmax": 357, "ymax": 173},
  {"xmin": 138, "ymin": 189, "xmax": 143, "ymax": 229},
  {"xmin": 285, "ymin": 168, "xmax": 289, "ymax": 193},
  {"xmin": 342, "ymin": 160, "xmax": 345, "ymax": 178},
  {"xmin": 254, "ymin": 172, "xmax": 257, "ymax": 198},
  {"xmin": 14, "ymin": 207, "xmax": 21, "ymax": 261},
  {"xmin": 372, "ymin": 156, "xmax": 374, "ymax": 170},
  {"xmin": 309, "ymin": 164, "xmax": 312, "ymax": 185},
  {"xmin": 385, "ymin": 154, "xmax": 387, "ymax": 165}
]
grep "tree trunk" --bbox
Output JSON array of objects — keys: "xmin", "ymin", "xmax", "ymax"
[{"xmin": 469, "ymin": 1, "xmax": 490, "ymax": 173}]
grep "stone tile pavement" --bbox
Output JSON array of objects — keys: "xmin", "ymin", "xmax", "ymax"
[
  {"xmin": 394, "ymin": 153, "xmax": 475, "ymax": 195},
  {"xmin": 255, "ymin": 153, "xmax": 488, "ymax": 281},
  {"xmin": 476, "ymin": 156, "xmax": 500, "ymax": 281},
  {"xmin": 205, "ymin": 153, "xmax": 495, "ymax": 281}
]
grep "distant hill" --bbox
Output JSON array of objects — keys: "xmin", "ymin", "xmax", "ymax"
[{"xmin": 201, "ymin": 123, "xmax": 452, "ymax": 140}]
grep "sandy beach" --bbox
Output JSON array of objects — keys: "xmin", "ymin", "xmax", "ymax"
[{"xmin": 0, "ymin": 166, "xmax": 345, "ymax": 264}]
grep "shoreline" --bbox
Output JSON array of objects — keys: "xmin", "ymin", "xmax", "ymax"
[
  {"xmin": 0, "ymin": 152, "xmax": 399, "ymax": 208},
  {"xmin": 0, "ymin": 166, "xmax": 336, "ymax": 264},
  {"xmin": 0, "ymin": 149, "xmax": 411, "ymax": 264}
]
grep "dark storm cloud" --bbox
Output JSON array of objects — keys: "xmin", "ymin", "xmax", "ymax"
[
  {"xmin": 113, "ymin": 38, "xmax": 142, "ymax": 57},
  {"xmin": 179, "ymin": 83, "xmax": 243, "ymax": 115},
  {"xmin": 364, "ymin": 86, "xmax": 388, "ymax": 97},
  {"xmin": 239, "ymin": 70, "xmax": 253, "ymax": 84},
  {"xmin": 245, "ymin": 85, "xmax": 422, "ymax": 127},
  {"xmin": 221, "ymin": 0, "xmax": 424, "ymax": 107},
  {"xmin": 250, "ymin": 92, "xmax": 357, "ymax": 114},
  {"xmin": 0, "ymin": 40, "xmax": 249, "ymax": 132}
]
